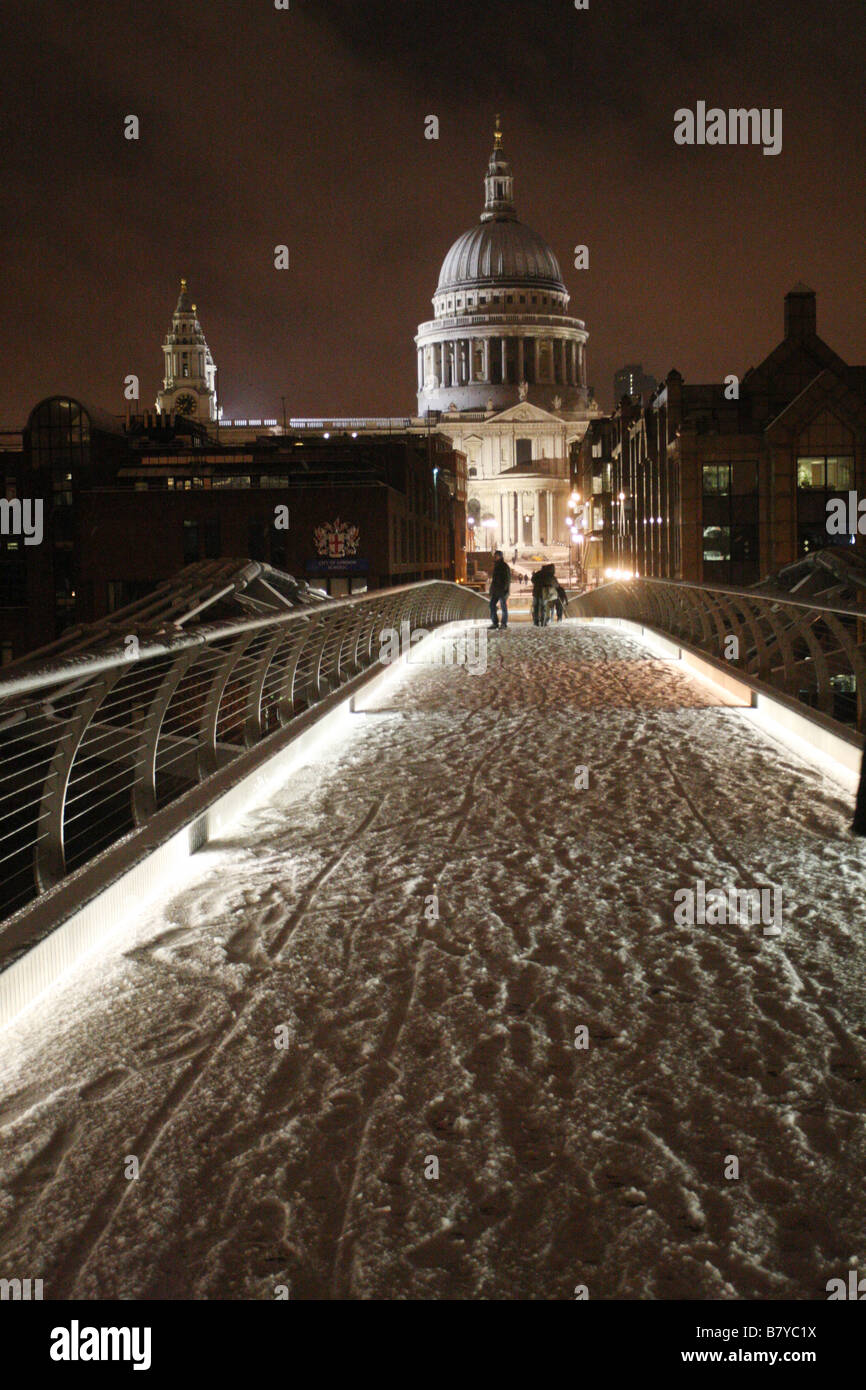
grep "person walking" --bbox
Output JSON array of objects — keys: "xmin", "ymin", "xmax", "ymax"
[
  {"xmin": 531, "ymin": 568, "xmax": 544, "ymax": 626},
  {"xmin": 488, "ymin": 549, "xmax": 511, "ymax": 630},
  {"xmin": 554, "ymin": 582, "xmax": 567, "ymax": 622},
  {"xmin": 531, "ymin": 564, "xmax": 556, "ymax": 626}
]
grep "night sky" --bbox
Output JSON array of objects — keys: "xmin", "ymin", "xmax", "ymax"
[{"xmin": 1, "ymin": 0, "xmax": 864, "ymax": 425}]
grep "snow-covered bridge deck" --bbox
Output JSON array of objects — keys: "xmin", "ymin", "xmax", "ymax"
[{"xmin": 1, "ymin": 621, "xmax": 865, "ymax": 1300}]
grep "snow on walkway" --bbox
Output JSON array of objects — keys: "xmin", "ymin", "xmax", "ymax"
[{"xmin": 1, "ymin": 621, "xmax": 865, "ymax": 1301}]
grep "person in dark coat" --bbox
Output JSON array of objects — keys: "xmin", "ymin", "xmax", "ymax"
[
  {"xmin": 531, "ymin": 568, "xmax": 544, "ymax": 626},
  {"xmin": 554, "ymin": 582, "xmax": 567, "ymax": 622},
  {"xmin": 530, "ymin": 564, "xmax": 557, "ymax": 626},
  {"xmin": 488, "ymin": 550, "xmax": 511, "ymax": 629}
]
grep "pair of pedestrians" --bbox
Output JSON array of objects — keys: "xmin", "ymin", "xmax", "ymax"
[{"xmin": 531, "ymin": 564, "xmax": 566, "ymax": 626}]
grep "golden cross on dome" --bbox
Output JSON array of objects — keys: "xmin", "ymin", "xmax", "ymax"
[
  {"xmin": 180, "ymin": 277, "xmax": 187, "ymax": 290},
  {"xmin": 494, "ymin": 113, "xmax": 502, "ymax": 149}
]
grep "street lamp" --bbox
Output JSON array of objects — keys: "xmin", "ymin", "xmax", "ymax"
[{"xmin": 574, "ymin": 531, "xmax": 585, "ymax": 587}]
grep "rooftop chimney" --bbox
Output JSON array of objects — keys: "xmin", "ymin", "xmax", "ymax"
[{"xmin": 785, "ymin": 283, "xmax": 816, "ymax": 342}]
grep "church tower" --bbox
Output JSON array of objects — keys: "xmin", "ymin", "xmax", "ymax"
[{"xmin": 156, "ymin": 278, "xmax": 218, "ymax": 421}]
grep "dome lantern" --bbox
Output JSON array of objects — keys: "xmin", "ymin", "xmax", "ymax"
[{"xmin": 482, "ymin": 115, "xmax": 517, "ymax": 223}]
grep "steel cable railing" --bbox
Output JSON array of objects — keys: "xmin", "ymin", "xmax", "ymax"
[
  {"xmin": 0, "ymin": 581, "xmax": 487, "ymax": 922},
  {"xmin": 570, "ymin": 577, "xmax": 866, "ymax": 732}
]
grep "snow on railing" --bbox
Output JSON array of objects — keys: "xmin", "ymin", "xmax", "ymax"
[
  {"xmin": 0, "ymin": 582, "xmax": 487, "ymax": 925},
  {"xmin": 570, "ymin": 577, "xmax": 866, "ymax": 734}
]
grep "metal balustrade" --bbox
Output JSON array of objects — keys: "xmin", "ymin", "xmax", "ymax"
[
  {"xmin": 0, "ymin": 582, "xmax": 487, "ymax": 921},
  {"xmin": 570, "ymin": 578, "xmax": 866, "ymax": 732}
]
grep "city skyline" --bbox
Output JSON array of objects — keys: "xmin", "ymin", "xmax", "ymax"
[{"xmin": 1, "ymin": 0, "xmax": 864, "ymax": 424}]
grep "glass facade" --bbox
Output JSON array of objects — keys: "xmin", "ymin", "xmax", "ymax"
[
  {"xmin": 27, "ymin": 398, "xmax": 95, "ymax": 630},
  {"xmin": 29, "ymin": 398, "xmax": 91, "ymax": 496},
  {"xmin": 796, "ymin": 454, "xmax": 855, "ymax": 555},
  {"xmin": 701, "ymin": 461, "xmax": 759, "ymax": 584}
]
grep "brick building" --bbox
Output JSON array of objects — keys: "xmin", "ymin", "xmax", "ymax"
[
  {"xmin": 0, "ymin": 399, "xmax": 466, "ymax": 661},
  {"xmin": 573, "ymin": 287, "xmax": 866, "ymax": 585}
]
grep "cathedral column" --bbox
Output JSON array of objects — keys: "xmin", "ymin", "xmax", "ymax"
[
  {"xmin": 483, "ymin": 338, "xmax": 490, "ymax": 382},
  {"xmin": 578, "ymin": 343, "xmax": 585, "ymax": 384},
  {"xmin": 547, "ymin": 490, "xmax": 554, "ymax": 538},
  {"xmin": 418, "ymin": 349, "xmax": 423, "ymax": 391},
  {"xmin": 533, "ymin": 339, "xmax": 541, "ymax": 383},
  {"xmin": 517, "ymin": 338, "xmax": 525, "ymax": 382},
  {"xmin": 558, "ymin": 339, "xmax": 567, "ymax": 386},
  {"xmin": 501, "ymin": 338, "xmax": 508, "ymax": 384},
  {"xmin": 533, "ymin": 490, "xmax": 541, "ymax": 545}
]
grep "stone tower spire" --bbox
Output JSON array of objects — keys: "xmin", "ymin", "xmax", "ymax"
[
  {"xmin": 156, "ymin": 278, "xmax": 218, "ymax": 422},
  {"xmin": 481, "ymin": 114, "xmax": 517, "ymax": 223}
]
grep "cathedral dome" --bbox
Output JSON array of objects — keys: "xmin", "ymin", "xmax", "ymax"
[
  {"xmin": 437, "ymin": 219, "xmax": 566, "ymax": 295},
  {"xmin": 415, "ymin": 119, "xmax": 590, "ymax": 417}
]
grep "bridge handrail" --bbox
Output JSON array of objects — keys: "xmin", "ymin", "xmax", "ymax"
[
  {"xmin": 0, "ymin": 581, "xmax": 488, "ymax": 923},
  {"xmin": 570, "ymin": 577, "xmax": 866, "ymax": 735}
]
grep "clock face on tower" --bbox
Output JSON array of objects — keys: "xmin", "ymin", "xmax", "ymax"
[{"xmin": 174, "ymin": 393, "xmax": 196, "ymax": 416}]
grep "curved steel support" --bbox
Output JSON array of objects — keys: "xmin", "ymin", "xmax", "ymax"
[
  {"xmin": 34, "ymin": 668, "xmax": 126, "ymax": 892},
  {"xmin": 132, "ymin": 648, "xmax": 202, "ymax": 824}
]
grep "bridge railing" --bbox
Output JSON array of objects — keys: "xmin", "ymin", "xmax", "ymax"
[
  {"xmin": 570, "ymin": 577, "xmax": 866, "ymax": 732},
  {"xmin": 0, "ymin": 581, "xmax": 487, "ymax": 921}
]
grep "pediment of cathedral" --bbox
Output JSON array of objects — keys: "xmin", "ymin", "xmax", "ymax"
[{"xmin": 488, "ymin": 402, "xmax": 563, "ymax": 425}]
